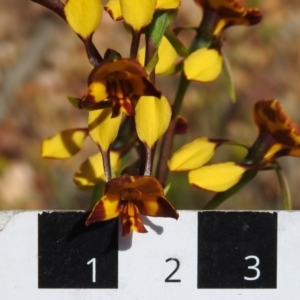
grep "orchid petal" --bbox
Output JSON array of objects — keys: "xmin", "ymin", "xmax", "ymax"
[
  {"xmin": 64, "ymin": 0, "xmax": 102, "ymax": 39},
  {"xmin": 135, "ymin": 95, "xmax": 171, "ymax": 148},
  {"xmin": 120, "ymin": 201, "xmax": 147, "ymax": 236},
  {"xmin": 189, "ymin": 162, "xmax": 247, "ymax": 192},
  {"xmin": 86, "ymin": 194, "xmax": 121, "ymax": 226},
  {"xmin": 184, "ymin": 48, "xmax": 222, "ymax": 82},
  {"xmin": 83, "ymin": 82, "xmax": 108, "ymax": 105},
  {"xmin": 125, "ymin": 176, "xmax": 178, "ymax": 219},
  {"xmin": 137, "ymin": 195, "xmax": 179, "ymax": 219},
  {"xmin": 88, "ymin": 59, "xmax": 148, "ymax": 79},
  {"xmin": 41, "ymin": 128, "xmax": 88, "ymax": 159},
  {"xmin": 104, "ymin": 0, "xmax": 123, "ymax": 21},
  {"xmin": 119, "ymin": 0, "xmax": 156, "ymax": 31},
  {"xmin": 168, "ymin": 138, "xmax": 217, "ymax": 171},
  {"xmin": 88, "ymin": 108, "xmax": 122, "ymax": 152},
  {"xmin": 286, "ymin": 148, "xmax": 300, "ymax": 157},
  {"xmin": 105, "ymin": 0, "xmax": 180, "ymax": 24},
  {"xmin": 156, "ymin": 0, "xmax": 181, "ymax": 9},
  {"xmin": 254, "ymin": 99, "xmax": 300, "ymax": 146},
  {"xmin": 73, "ymin": 151, "xmax": 120, "ymax": 187}
]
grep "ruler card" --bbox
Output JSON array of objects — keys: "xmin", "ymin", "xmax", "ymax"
[{"xmin": 0, "ymin": 210, "xmax": 299, "ymax": 299}]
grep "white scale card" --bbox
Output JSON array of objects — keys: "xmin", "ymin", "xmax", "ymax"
[{"xmin": 0, "ymin": 210, "xmax": 299, "ymax": 299}]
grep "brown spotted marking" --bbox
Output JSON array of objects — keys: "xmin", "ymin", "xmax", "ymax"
[{"xmin": 120, "ymin": 201, "xmax": 147, "ymax": 235}]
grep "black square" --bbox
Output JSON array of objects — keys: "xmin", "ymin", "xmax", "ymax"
[
  {"xmin": 198, "ymin": 211, "xmax": 277, "ymax": 288},
  {"xmin": 38, "ymin": 212, "xmax": 118, "ymax": 288}
]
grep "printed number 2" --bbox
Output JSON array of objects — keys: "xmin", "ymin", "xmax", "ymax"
[
  {"xmin": 87, "ymin": 258, "xmax": 96, "ymax": 283},
  {"xmin": 165, "ymin": 258, "xmax": 181, "ymax": 283},
  {"xmin": 244, "ymin": 255, "xmax": 260, "ymax": 281}
]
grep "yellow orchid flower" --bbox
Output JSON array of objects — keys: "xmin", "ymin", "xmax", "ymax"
[
  {"xmin": 170, "ymin": 99, "xmax": 300, "ymax": 193},
  {"xmin": 86, "ymin": 175, "xmax": 179, "ymax": 236},
  {"xmin": 194, "ymin": 0, "xmax": 262, "ymax": 36},
  {"xmin": 183, "ymin": 0, "xmax": 262, "ymax": 82},
  {"xmin": 79, "ymin": 59, "xmax": 161, "ymax": 117},
  {"xmin": 105, "ymin": 0, "xmax": 180, "ymax": 31},
  {"xmin": 252, "ymin": 99, "xmax": 300, "ymax": 160}
]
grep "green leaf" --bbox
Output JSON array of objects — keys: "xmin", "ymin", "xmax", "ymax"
[
  {"xmin": 147, "ymin": 11, "xmax": 170, "ymax": 48},
  {"xmin": 222, "ymin": 49, "xmax": 236, "ymax": 102},
  {"xmin": 164, "ymin": 27, "xmax": 188, "ymax": 58},
  {"xmin": 144, "ymin": 10, "xmax": 180, "ymax": 72},
  {"xmin": 67, "ymin": 95, "xmax": 81, "ymax": 109},
  {"xmin": 165, "ymin": 9, "xmax": 178, "ymax": 27},
  {"xmin": 145, "ymin": 51, "xmax": 159, "ymax": 73},
  {"xmin": 164, "ymin": 183, "xmax": 171, "ymax": 195},
  {"xmin": 275, "ymin": 165, "xmax": 292, "ymax": 210}
]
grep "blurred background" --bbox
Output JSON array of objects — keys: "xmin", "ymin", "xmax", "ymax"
[{"xmin": 0, "ymin": 0, "xmax": 300, "ymax": 211}]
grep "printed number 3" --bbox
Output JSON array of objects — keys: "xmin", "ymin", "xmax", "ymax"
[{"xmin": 244, "ymin": 255, "xmax": 260, "ymax": 281}]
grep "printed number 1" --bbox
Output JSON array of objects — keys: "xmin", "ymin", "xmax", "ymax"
[
  {"xmin": 244, "ymin": 255, "xmax": 260, "ymax": 281},
  {"xmin": 87, "ymin": 258, "xmax": 96, "ymax": 283}
]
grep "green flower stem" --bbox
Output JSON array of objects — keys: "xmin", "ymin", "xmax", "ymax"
[
  {"xmin": 203, "ymin": 171, "xmax": 258, "ymax": 210},
  {"xmin": 172, "ymin": 73, "xmax": 190, "ymax": 117},
  {"xmin": 145, "ymin": 11, "xmax": 172, "ymax": 82},
  {"xmin": 145, "ymin": 34, "xmax": 157, "ymax": 84},
  {"xmin": 193, "ymin": 10, "xmax": 219, "ymax": 49},
  {"xmin": 156, "ymin": 73, "xmax": 190, "ymax": 185},
  {"xmin": 275, "ymin": 167, "xmax": 292, "ymax": 210},
  {"xmin": 244, "ymin": 133, "xmax": 274, "ymax": 164},
  {"xmin": 156, "ymin": 15, "xmax": 219, "ymax": 185}
]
